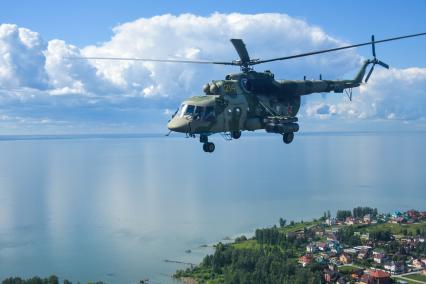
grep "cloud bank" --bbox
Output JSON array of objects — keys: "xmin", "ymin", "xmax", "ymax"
[
  {"xmin": 0, "ymin": 13, "xmax": 425, "ymax": 133},
  {"xmin": 305, "ymin": 68, "xmax": 426, "ymax": 121}
]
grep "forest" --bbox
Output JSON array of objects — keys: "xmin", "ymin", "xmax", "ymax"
[{"xmin": 174, "ymin": 242, "xmax": 325, "ymax": 284}]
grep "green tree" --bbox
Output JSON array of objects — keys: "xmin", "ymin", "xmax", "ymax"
[
  {"xmin": 279, "ymin": 218, "xmax": 287, "ymax": 228},
  {"xmin": 336, "ymin": 210, "xmax": 352, "ymax": 221},
  {"xmin": 47, "ymin": 276, "xmax": 58, "ymax": 284}
]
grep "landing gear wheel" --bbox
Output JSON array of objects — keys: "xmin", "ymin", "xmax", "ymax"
[
  {"xmin": 283, "ymin": 132, "xmax": 294, "ymax": 144},
  {"xmin": 231, "ymin": 131, "xmax": 241, "ymax": 139},
  {"xmin": 203, "ymin": 142, "xmax": 215, "ymax": 153},
  {"xmin": 208, "ymin": 142, "xmax": 215, "ymax": 152}
]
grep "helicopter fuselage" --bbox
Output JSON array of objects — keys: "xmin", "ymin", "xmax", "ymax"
[{"xmin": 167, "ymin": 66, "xmax": 365, "ymax": 137}]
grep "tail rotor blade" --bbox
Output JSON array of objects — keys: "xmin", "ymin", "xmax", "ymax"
[
  {"xmin": 371, "ymin": 35, "xmax": 376, "ymax": 58},
  {"xmin": 365, "ymin": 64, "xmax": 375, "ymax": 82},
  {"xmin": 377, "ymin": 60, "xmax": 390, "ymax": 69}
]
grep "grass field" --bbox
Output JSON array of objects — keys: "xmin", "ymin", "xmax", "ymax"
[
  {"xmin": 278, "ymin": 220, "xmax": 321, "ymax": 234},
  {"xmin": 338, "ymin": 265, "xmax": 358, "ymax": 273},
  {"xmin": 393, "ymin": 276, "xmax": 422, "ymax": 284},
  {"xmin": 232, "ymin": 220, "xmax": 322, "ymax": 251},
  {"xmin": 232, "ymin": 239, "xmax": 260, "ymax": 250},
  {"xmin": 355, "ymin": 221, "xmax": 426, "ymax": 236},
  {"xmin": 405, "ymin": 273, "xmax": 426, "ymax": 282}
]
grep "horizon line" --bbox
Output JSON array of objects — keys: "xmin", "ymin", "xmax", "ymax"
[{"xmin": 1, "ymin": 130, "xmax": 426, "ymax": 142}]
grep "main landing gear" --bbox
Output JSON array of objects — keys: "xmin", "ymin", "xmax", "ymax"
[
  {"xmin": 231, "ymin": 130, "xmax": 241, "ymax": 139},
  {"xmin": 282, "ymin": 132, "xmax": 294, "ymax": 144},
  {"xmin": 200, "ymin": 135, "xmax": 215, "ymax": 153},
  {"xmin": 202, "ymin": 142, "xmax": 215, "ymax": 153},
  {"xmin": 264, "ymin": 116, "xmax": 298, "ymax": 145}
]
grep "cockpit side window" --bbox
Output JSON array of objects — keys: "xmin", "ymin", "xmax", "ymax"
[
  {"xmin": 204, "ymin": 106, "xmax": 215, "ymax": 121},
  {"xmin": 184, "ymin": 105, "xmax": 195, "ymax": 116},
  {"xmin": 193, "ymin": 106, "xmax": 204, "ymax": 120}
]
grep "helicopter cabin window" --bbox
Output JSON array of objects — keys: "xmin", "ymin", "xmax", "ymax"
[
  {"xmin": 204, "ymin": 106, "xmax": 215, "ymax": 121},
  {"xmin": 193, "ymin": 106, "xmax": 204, "ymax": 120}
]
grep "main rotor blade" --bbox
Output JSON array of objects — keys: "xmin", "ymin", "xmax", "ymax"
[
  {"xmin": 255, "ymin": 32, "xmax": 426, "ymax": 65},
  {"xmin": 230, "ymin": 39, "xmax": 251, "ymax": 63},
  {"xmin": 66, "ymin": 56, "xmax": 236, "ymax": 66},
  {"xmin": 67, "ymin": 32, "xmax": 426, "ymax": 68}
]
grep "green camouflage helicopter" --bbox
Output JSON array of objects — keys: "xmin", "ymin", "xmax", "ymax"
[{"xmin": 81, "ymin": 33, "xmax": 426, "ymax": 152}]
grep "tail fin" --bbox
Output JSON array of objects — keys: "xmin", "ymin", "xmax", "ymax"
[{"xmin": 353, "ymin": 60, "xmax": 370, "ymax": 83}]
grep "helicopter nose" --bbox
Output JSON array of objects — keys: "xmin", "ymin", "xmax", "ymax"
[{"xmin": 167, "ymin": 118, "xmax": 189, "ymax": 133}]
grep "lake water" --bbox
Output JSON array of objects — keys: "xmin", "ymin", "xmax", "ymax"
[{"xmin": 0, "ymin": 132, "xmax": 425, "ymax": 283}]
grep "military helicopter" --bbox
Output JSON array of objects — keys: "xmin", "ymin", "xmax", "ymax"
[{"xmin": 80, "ymin": 32, "xmax": 426, "ymax": 152}]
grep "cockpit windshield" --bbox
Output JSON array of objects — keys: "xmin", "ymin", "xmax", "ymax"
[
  {"xmin": 176, "ymin": 104, "xmax": 215, "ymax": 120},
  {"xmin": 177, "ymin": 104, "xmax": 196, "ymax": 118},
  {"xmin": 177, "ymin": 104, "xmax": 196, "ymax": 117},
  {"xmin": 176, "ymin": 104, "xmax": 186, "ymax": 117}
]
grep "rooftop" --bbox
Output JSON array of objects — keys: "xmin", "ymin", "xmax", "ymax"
[{"xmin": 369, "ymin": 269, "xmax": 391, "ymax": 278}]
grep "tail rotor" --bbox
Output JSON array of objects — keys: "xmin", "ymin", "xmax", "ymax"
[{"xmin": 365, "ymin": 35, "xmax": 390, "ymax": 82}]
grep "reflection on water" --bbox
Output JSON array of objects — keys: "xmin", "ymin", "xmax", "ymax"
[{"xmin": 0, "ymin": 133, "xmax": 425, "ymax": 283}]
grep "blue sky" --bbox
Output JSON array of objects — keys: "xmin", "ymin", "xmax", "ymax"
[
  {"xmin": 2, "ymin": 0, "xmax": 426, "ymax": 64},
  {"xmin": 1, "ymin": 0, "xmax": 426, "ymax": 134}
]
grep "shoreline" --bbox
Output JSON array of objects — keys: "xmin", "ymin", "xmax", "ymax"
[{"xmin": 174, "ymin": 207, "xmax": 426, "ymax": 283}]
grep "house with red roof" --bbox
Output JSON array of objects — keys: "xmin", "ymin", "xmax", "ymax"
[
  {"xmin": 369, "ymin": 269, "xmax": 391, "ymax": 284},
  {"xmin": 407, "ymin": 209, "xmax": 420, "ymax": 220},
  {"xmin": 345, "ymin": 216, "xmax": 354, "ymax": 225},
  {"xmin": 298, "ymin": 254, "xmax": 312, "ymax": 267},
  {"xmin": 359, "ymin": 270, "xmax": 391, "ymax": 284}
]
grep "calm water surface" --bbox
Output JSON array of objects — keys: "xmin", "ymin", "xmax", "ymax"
[{"xmin": 0, "ymin": 133, "xmax": 425, "ymax": 283}]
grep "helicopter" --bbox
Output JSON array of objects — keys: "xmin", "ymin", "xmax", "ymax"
[{"xmin": 79, "ymin": 32, "xmax": 426, "ymax": 152}]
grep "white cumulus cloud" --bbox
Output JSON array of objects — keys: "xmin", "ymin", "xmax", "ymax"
[
  {"xmin": 0, "ymin": 24, "xmax": 48, "ymax": 89},
  {"xmin": 81, "ymin": 13, "xmax": 360, "ymax": 101},
  {"xmin": 304, "ymin": 67, "xmax": 426, "ymax": 121},
  {"xmin": 44, "ymin": 39, "xmax": 118, "ymax": 96}
]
